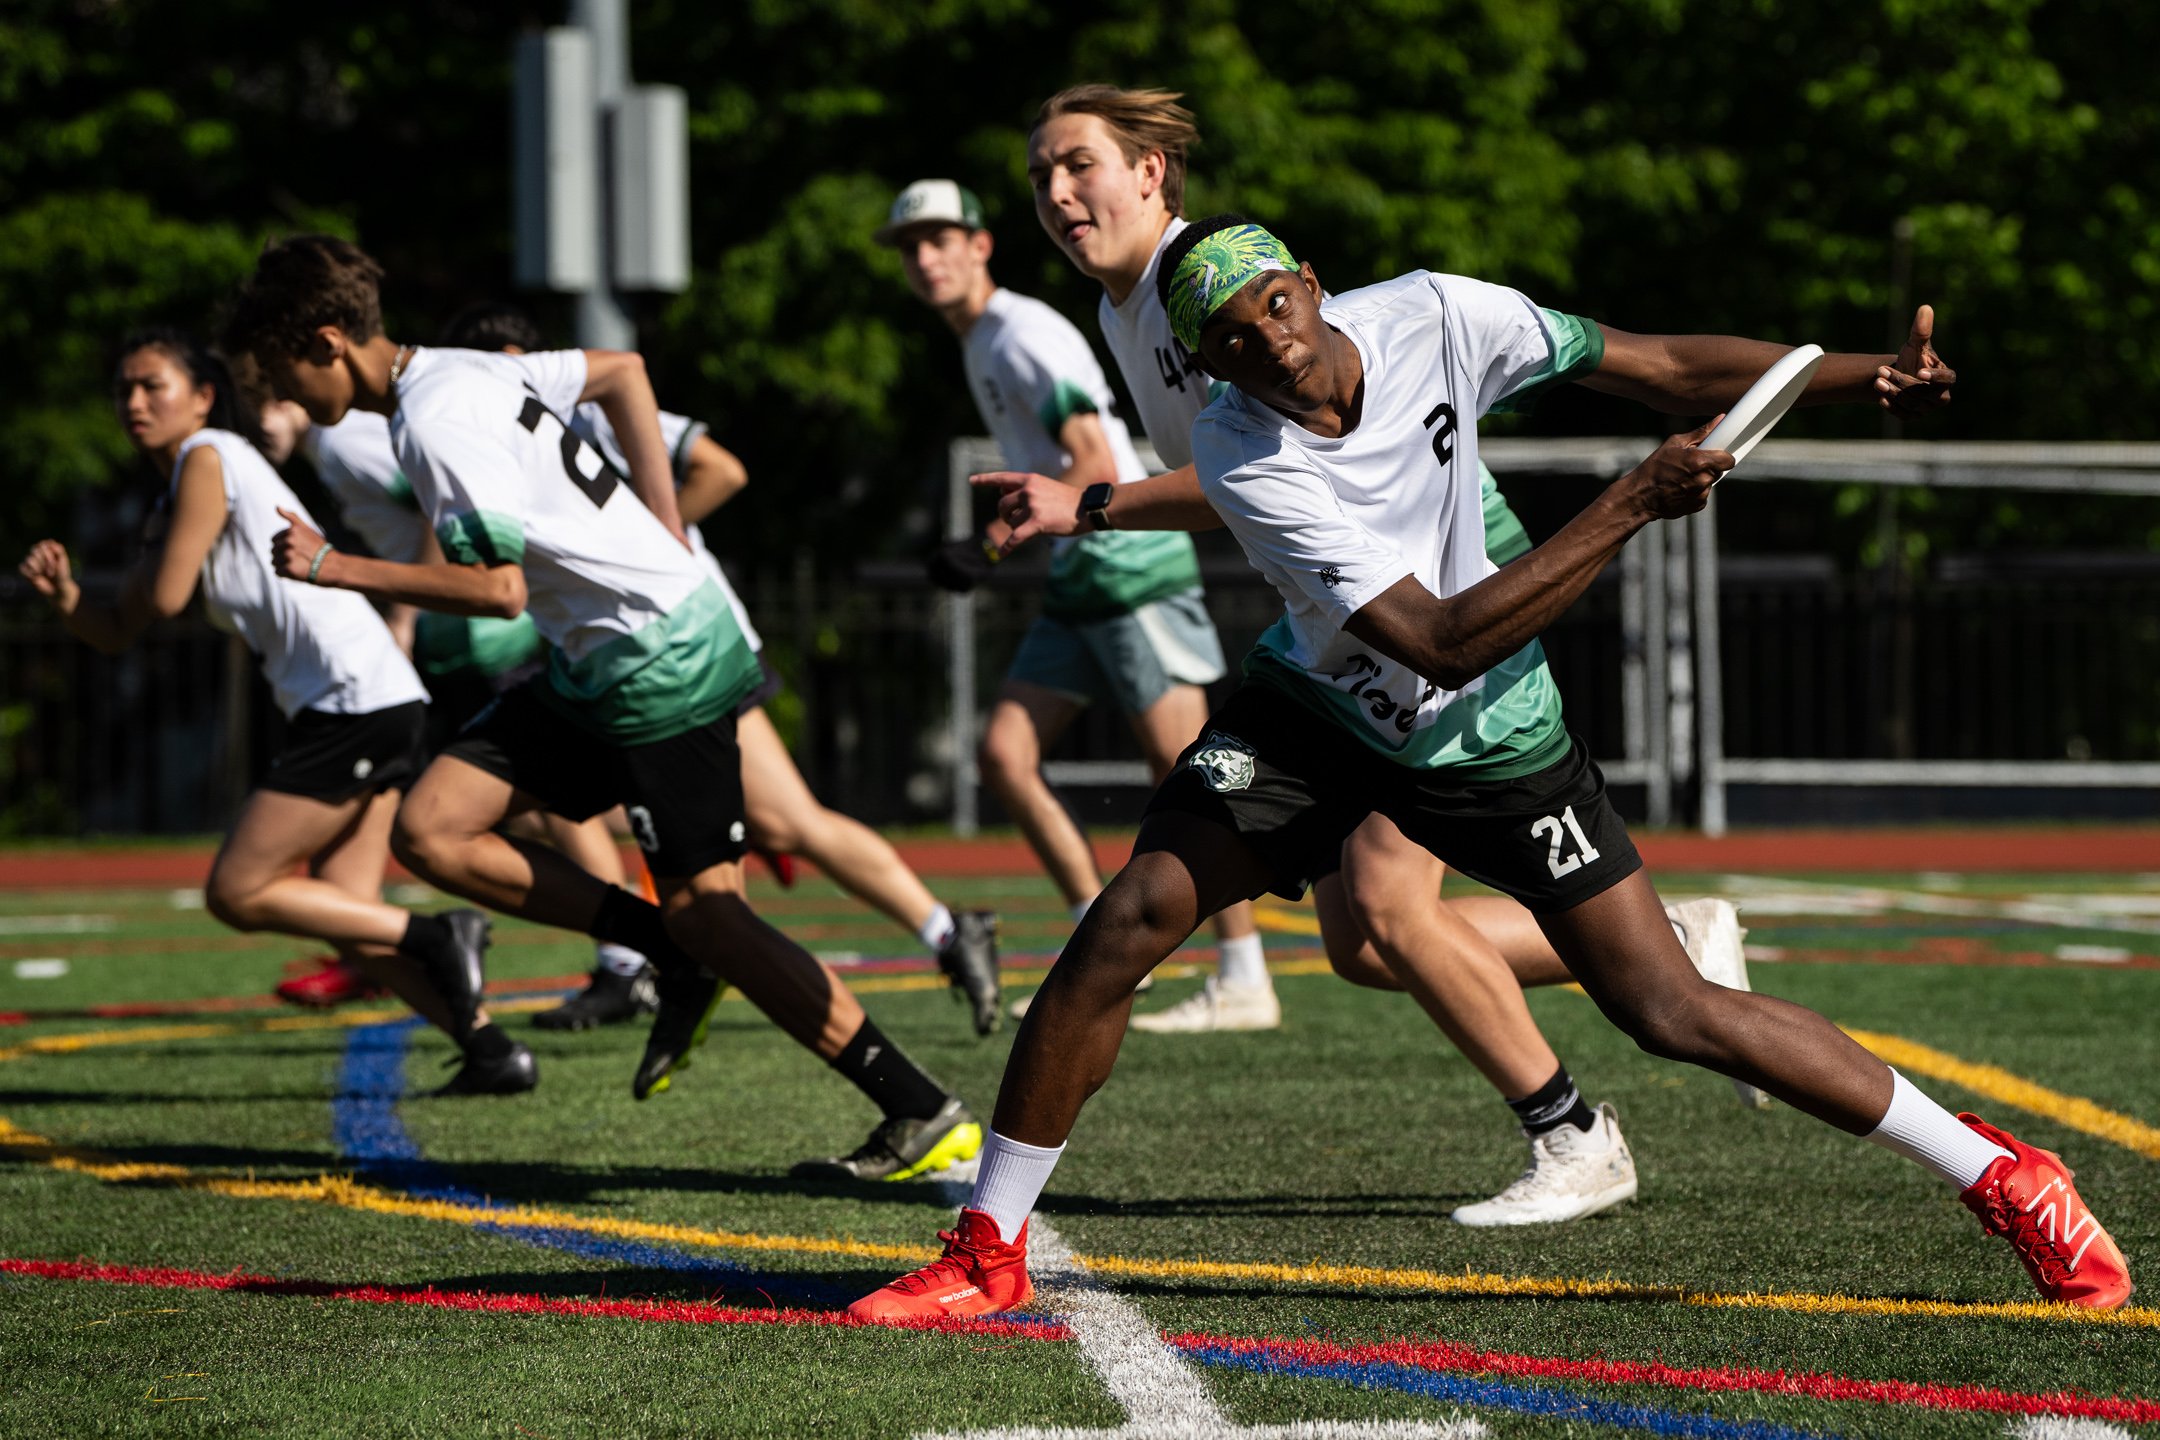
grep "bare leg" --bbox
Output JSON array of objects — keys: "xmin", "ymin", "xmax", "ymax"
[
  {"xmin": 209, "ymin": 789, "xmax": 422, "ymax": 948},
  {"xmin": 542, "ymin": 812, "xmax": 630, "ymax": 890},
  {"xmin": 308, "ymin": 789, "xmax": 472, "ymax": 1034},
  {"xmin": 1127, "ymin": 683, "xmax": 1258, "ymax": 946},
  {"xmin": 978, "ymin": 681, "xmax": 1100, "ymax": 908},
  {"xmin": 1331, "ymin": 815, "xmax": 1560, "ymax": 1098},
  {"xmin": 991, "ymin": 812, "xmax": 1272, "ymax": 1144},
  {"xmin": 738, "ymin": 706, "xmax": 941, "ymax": 935},
  {"xmin": 655, "ymin": 861, "xmax": 865, "ymax": 1058},
  {"xmin": 1542, "ymin": 869, "xmax": 1892, "ymax": 1132},
  {"xmin": 394, "ymin": 756, "xmax": 624, "ymax": 932}
]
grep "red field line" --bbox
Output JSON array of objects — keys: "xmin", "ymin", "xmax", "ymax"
[
  {"xmin": 1173, "ymin": 1333, "xmax": 2160, "ymax": 1426},
  {"xmin": 8, "ymin": 827, "xmax": 2160, "ymax": 889},
  {"xmin": 11, "ymin": 1256, "xmax": 2153, "ymax": 1424}
]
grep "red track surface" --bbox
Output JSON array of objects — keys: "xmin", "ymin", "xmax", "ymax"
[{"xmin": 6, "ymin": 828, "xmax": 2160, "ymax": 890}]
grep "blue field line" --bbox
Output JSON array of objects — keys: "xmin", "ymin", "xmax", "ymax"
[
  {"xmin": 1181, "ymin": 1346, "xmax": 1839, "ymax": 1440},
  {"xmin": 331, "ymin": 1017, "xmax": 855, "ymax": 1307}
]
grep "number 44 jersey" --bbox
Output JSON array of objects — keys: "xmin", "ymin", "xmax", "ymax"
[
  {"xmin": 390, "ymin": 347, "xmax": 760, "ymax": 743},
  {"xmin": 1191, "ymin": 271, "xmax": 1604, "ymax": 780}
]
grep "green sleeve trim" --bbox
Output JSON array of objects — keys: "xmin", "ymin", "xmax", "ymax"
[
  {"xmin": 1035, "ymin": 378, "xmax": 1101, "ymax": 434},
  {"xmin": 1490, "ymin": 310, "xmax": 1606, "ymax": 415},
  {"xmin": 436, "ymin": 510, "xmax": 525, "ymax": 567},
  {"xmin": 386, "ymin": 471, "xmax": 418, "ymax": 509}
]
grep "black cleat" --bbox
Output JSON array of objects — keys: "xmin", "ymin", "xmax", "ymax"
[
  {"xmin": 426, "ymin": 908, "xmax": 492, "ymax": 1037},
  {"xmin": 937, "ymin": 910, "xmax": 1001, "ymax": 1037},
  {"xmin": 430, "ymin": 1040, "xmax": 538, "ymax": 1096},
  {"xmin": 532, "ymin": 965, "xmax": 658, "ymax": 1031},
  {"xmin": 632, "ymin": 966, "xmax": 722, "ymax": 1100},
  {"xmin": 789, "ymin": 1096, "xmax": 984, "ymax": 1183}
]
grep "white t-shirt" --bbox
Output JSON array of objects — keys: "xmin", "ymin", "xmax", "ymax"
[
  {"xmin": 1193, "ymin": 272, "xmax": 1590, "ymax": 774},
  {"xmin": 174, "ymin": 429, "xmax": 426, "ymax": 719},
  {"xmin": 389, "ymin": 347, "xmax": 760, "ymax": 742},
  {"xmin": 298, "ymin": 411, "xmax": 427, "ymax": 563},
  {"xmin": 514, "ymin": 355, "xmax": 763, "ymax": 656},
  {"xmin": 962, "ymin": 288, "xmax": 1200, "ymax": 620},
  {"xmin": 1097, "ymin": 217, "xmax": 1211, "ymax": 471}
]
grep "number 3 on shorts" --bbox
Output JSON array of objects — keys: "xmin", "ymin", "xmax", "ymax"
[{"xmin": 1531, "ymin": 806, "xmax": 1602, "ymax": 879}]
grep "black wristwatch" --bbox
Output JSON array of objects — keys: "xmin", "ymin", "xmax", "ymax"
[{"xmin": 1079, "ymin": 481, "xmax": 1116, "ymax": 531}]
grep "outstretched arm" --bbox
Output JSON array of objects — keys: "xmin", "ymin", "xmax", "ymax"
[
  {"xmin": 1583, "ymin": 305, "xmax": 1954, "ymax": 416},
  {"xmin": 1345, "ymin": 423, "xmax": 1731, "ymax": 689},
  {"xmin": 972, "ymin": 462, "xmax": 1224, "ymax": 552},
  {"xmin": 270, "ymin": 506, "xmax": 526, "ymax": 619},
  {"xmin": 580, "ymin": 350, "xmax": 689, "ymax": 547}
]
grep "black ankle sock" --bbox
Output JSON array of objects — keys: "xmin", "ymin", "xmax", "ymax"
[
  {"xmin": 400, "ymin": 912, "xmax": 454, "ymax": 964},
  {"xmin": 462, "ymin": 1022, "xmax": 514, "ymax": 1060},
  {"xmin": 591, "ymin": 889, "xmax": 695, "ymax": 977},
  {"xmin": 829, "ymin": 1018, "xmax": 947, "ymax": 1122},
  {"xmin": 1507, "ymin": 1064, "xmax": 1596, "ymax": 1136}
]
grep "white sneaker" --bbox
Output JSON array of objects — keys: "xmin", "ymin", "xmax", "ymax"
[
  {"xmin": 1451, "ymin": 1102, "xmax": 1638, "ymax": 1226},
  {"xmin": 1666, "ymin": 897, "xmax": 1773, "ymax": 1110},
  {"xmin": 1127, "ymin": 976, "xmax": 1281, "ymax": 1033}
]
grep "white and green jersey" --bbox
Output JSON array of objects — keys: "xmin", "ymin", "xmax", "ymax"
[
  {"xmin": 390, "ymin": 347, "xmax": 760, "ymax": 743},
  {"xmin": 963, "ymin": 287, "xmax": 1201, "ymax": 621},
  {"xmin": 297, "ymin": 408, "xmax": 541, "ymax": 681},
  {"xmin": 174, "ymin": 428, "xmax": 427, "ymax": 719},
  {"xmin": 1098, "ymin": 218, "xmax": 1528, "ymax": 561},
  {"xmin": 1191, "ymin": 271, "xmax": 1604, "ymax": 776}
]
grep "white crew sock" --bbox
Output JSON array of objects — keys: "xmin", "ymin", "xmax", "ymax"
[
  {"xmin": 917, "ymin": 903, "xmax": 958, "ymax": 954},
  {"xmin": 595, "ymin": 942, "xmax": 647, "ymax": 978},
  {"xmin": 1071, "ymin": 897, "xmax": 1096, "ymax": 925},
  {"xmin": 969, "ymin": 1130, "xmax": 1065, "ymax": 1244},
  {"xmin": 1865, "ymin": 1069, "xmax": 2013, "ymax": 1190},
  {"xmin": 1217, "ymin": 931, "xmax": 1269, "ymax": 990}
]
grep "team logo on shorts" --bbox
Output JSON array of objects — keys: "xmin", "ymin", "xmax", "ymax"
[
  {"xmin": 627, "ymin": 806, "xmax": 661, "ymax": 853},
  {"xmin": 729, "ymin": 821, "xmax": 746, "ymax": 843},
  {"xmin": 1188, "ymin": 731, "xmax": 1256, "ymax": 793},
  {"xmin": 351, "ymin": 757, "xmax": 374, "ymax": 780}
]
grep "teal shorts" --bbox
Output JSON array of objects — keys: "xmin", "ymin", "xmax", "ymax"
[{"xmin": 1006, "ymin": 589, "xmax": 1227, "ymax": 716}]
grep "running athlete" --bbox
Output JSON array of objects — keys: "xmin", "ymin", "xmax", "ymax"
[
  {"xmin": 439, "ymin": 301, "xmax": 1002, "ymax": 1042},
  {"xmin": 883, "ymin": 178, "xmax": 1276, "ymax": 1031},
  {"xmin": 17, "ymin": 329, "xmax": 517, "ymax": 1093},
  {"xmin": 851, "ymin": 221, "xmax": 2131, "ymax": 1317},
  {"xmin": 257, "ymin": 398, "xmax": 660, "ymax": 1025},
  {"xmin": 223, "ymin": 237, "xmax": 982, "ymax": 1183},
  {"xmin": 999, "ymin": 86, "xmax": 1763, "ymax": 1225}
]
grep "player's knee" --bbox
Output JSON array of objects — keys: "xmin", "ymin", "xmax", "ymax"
[
  {"xmin": 203, "ymin": 872, "xmax": 261, "ymax": 932},
  {"xmin": 744, "ymin": 805, "xmax": 802, "ymax": 856},
  {"xmin": 1618, "ymin": 987, "xmax": 1722, "ymax": 1065},
  {"xmin": 976, "ymin": 725, "xmax": 1034, "ymax": 792},
  {"xmin": 389, "ymin": 813, "xmax": 444, "ymax": 882}
]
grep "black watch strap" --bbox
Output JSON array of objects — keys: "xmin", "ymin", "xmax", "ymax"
[{"xmin": 1080, "ymin": 481, "xmax": 1116, "ymax": 531}]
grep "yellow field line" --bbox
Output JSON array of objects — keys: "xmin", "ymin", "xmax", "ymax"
[
  {"xmin": 1845, "ymin": 1029, "xmax": 2160, "ymax": 1161},
  {"xmin": 4, "ymin": 1113, "xmax": 2150, "ymax": 1330}
]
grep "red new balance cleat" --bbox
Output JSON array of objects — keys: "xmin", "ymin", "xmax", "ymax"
[
  {"xmin": 274, "ymin": 958, "xmax": 387, "ymax": 1009},
  {"xmin": 1959, "ymin": 1113, "xmax": 2133, "ymax": 1309},
  {"xmin": 847, "ymin": 1209, "xmax": 1033, "ymax": 1322}
]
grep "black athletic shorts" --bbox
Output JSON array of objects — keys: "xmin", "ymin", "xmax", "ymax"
[
  {"xmin": 260, "ymin": 700, "xmax": 427, "ymax": 804},
  {"xmin": 423, "ymin": 657, "xmax": 546, "ymax": 756},
  {"xmin": 730, "ymin": 654, "xmax": 783, "ymax": 720},
  {"xmin": 1145, "ymin": 680, "xmax": 1640, "ymax": 913},
  {"xmin": 440, "ymin": 677, "xmax": 747, "ymax": 879}
]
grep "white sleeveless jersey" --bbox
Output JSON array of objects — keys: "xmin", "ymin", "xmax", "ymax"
[
  {"xmin": 390, "ymin": 348, "xmax": 760, "ymax": 742},
  {"xmin": 298, "ymin": 411, "xmax": 426, "ymax": 563},
  {"xmin": 174, "ymin": 429, "xmax": 426, "ymax": 719}
]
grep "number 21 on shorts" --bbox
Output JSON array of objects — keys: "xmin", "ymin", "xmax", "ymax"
[{"xmin": 1531, "ymin": 806, "xmax": 1601, "ymax": 878}]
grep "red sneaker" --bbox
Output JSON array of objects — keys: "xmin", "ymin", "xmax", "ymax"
[
  {"xmin": 274, "ymin": 958, "xmax": 388, "ymax": 1009},
  {"xmin": 1959, "ymin": 1113, "xmax": 2133, "ymax": 1309},
  {"xmin": 752, "ymin": 846, "xmax": 797, "ymax": 888},
  {"xmin": 846, "ymin": 1209, "xmax": 1033, "ymax": 1322}
]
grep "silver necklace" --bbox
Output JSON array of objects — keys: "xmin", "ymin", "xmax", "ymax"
[{"xmin": 387, "ymin": 344, "xmax": 414, "ymax": 385}]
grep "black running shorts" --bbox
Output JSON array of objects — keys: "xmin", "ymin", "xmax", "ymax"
[
  {"xmin": 1145, "ymin": 680, "xmax": 1640, "ymax": 913},
  {"xmin": 440, "ymin": 678, "xmax": 748, "ymax": 879},
  {"xmin": 729, "ymin": 653, "xmax": 783, "ymax": 720},
  {"xmin": 260, "ymin": 700, "xmax": 427, "ymax": 804}
]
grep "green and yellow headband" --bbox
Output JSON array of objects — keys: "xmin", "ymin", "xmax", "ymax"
[{"xmin": 1165, "ymin": 224, "xmax": 1299, "ymax": 352}]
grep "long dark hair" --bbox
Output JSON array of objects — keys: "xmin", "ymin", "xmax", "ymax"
[{"xmin": 114, "ymin": 326, "xmax": 261, "ymax": 447}]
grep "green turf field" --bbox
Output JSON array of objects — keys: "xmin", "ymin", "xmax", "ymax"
[{"xmin": 1, "ymin": 862, "xmax": 2155, "ymax": 1438}]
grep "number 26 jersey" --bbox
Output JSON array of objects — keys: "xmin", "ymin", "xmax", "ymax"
[{"xmin": 389, "ymin": 347, "xmax": 759, "ymax": 743}]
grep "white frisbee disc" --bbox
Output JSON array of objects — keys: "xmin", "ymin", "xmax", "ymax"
[{"xmin": 1701, "ymin": 343, "xmax": 1824, "ymax": 467}]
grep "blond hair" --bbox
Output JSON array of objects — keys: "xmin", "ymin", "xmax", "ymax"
[{"xmin": 1034, "ymin": 85, "xmax": 1200, "ymax": 217}]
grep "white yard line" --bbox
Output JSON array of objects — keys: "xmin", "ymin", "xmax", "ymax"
[
  {"xmin": 1719, "ymin": 873, "xmax": 2160, "ymax": 938},
  {"xmin": 0, "ymin": 914, "xmax": 114, "ymax": 935},
  {"xmin": 2006, "ymin": 1419, "xmax": 2136, "ymax": 1440},
  {"xmin": 919, "ymin": 1175, "xmax": 1484, "ymax": 1440}
]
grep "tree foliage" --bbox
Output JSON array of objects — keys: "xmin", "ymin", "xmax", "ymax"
[{"xmin": 3, "ymin": 0, "xmax": 2156, "ymax": 563}]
